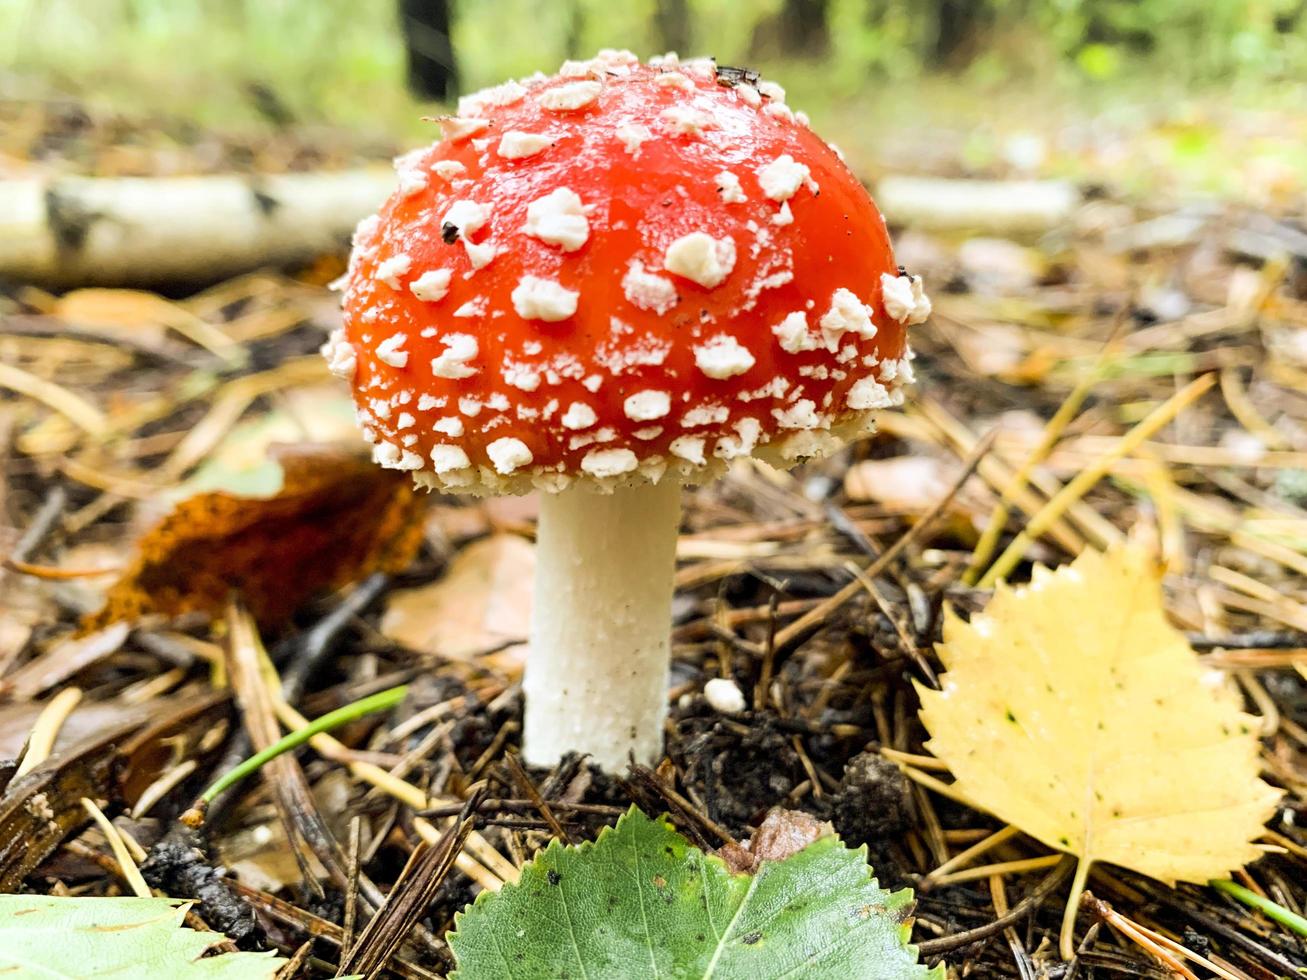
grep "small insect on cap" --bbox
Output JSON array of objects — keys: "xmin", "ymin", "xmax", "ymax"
[{"xmin": 326, "ymin": 50, "xmax": 930, "ymax": 495}]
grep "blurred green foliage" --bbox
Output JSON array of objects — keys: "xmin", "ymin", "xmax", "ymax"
[
  {"xmin": 2, "ymin": 0, "xmax": 1303, "ymax": 128},
  {"xmin": 466, "ymin": 0, "xmax": 1307, "ymax": 205},
  {"xmin": 1034, "ymin": 0, "xmax": 1307, "ymax": 78},
  {"xmin": 3, "ymin": 0, "xmax": 1305, "ymax": 203},
  {"xmin": 1, "ymin": 0, "xmax": 413, "ymax": 127},
  {"xmin": 458, "ymin": 0, "xmax": 1307, "ymax": 93}
]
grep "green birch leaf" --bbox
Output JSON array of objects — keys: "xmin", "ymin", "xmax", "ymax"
[
  {"xmin": 448, "ymin": 807, "xmax": 940, "ymax": 980},
  {"xmin": 0, "ymin": 895, "xmax": 287, "ymax": 979}
]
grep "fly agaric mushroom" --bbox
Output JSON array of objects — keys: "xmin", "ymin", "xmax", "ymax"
[{"xmin": 324, "ymin": 49, "xmax": 929, "ymax": 771}]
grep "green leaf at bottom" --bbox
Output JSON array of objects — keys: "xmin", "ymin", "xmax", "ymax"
[
  {"xmin": 449, "ymin": 807, "xmax": 940, "ymax": 980},
  {"xmin": 0, "ymin": 896, "xmax": 286, "ymax": 979}
]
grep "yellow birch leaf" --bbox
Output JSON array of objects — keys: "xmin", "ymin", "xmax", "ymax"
[{"xmin": 917, "ymin": 545, "xmax": 1281, "ymax": 956}]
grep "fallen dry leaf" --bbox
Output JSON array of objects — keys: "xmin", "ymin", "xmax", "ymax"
[
  {"xmin": 427, "ymin": 493, "xmax": 541, "ymax": 546},
  {"xmin": 84, "ymin": 444, "xmax": 426, "ymax": 630},
  {"xmin": 718, "ymin": 808, "xmax": 834, "ymax": 874},
  {"xmin": 918, "ymin": 544, "xmax": 1282, "ymax": 956},
  {"xmin": 957, "ymin": 237, "xmax": 1046, "ymax": 294},
  {"xmin": 748, "ymin": 807, "xmax": 833, "ymax": 863},
  {"xmin": 53, "ymin": 288, "xmax": 174, "ymax": 345},
  {"xmin": 844, "ymin": 455, "xmax": 960, "ymax": 510},
  {"xmin": 381, "ymin": 533, "xmax": 533, "ymax": 667},
  {"xmin": 216, "ymin": 769, "xmax": 355, "ymax": 891},
  {"xmin": 173, "ymin": 385, "xmax": 361, "ymax": 500},
  {"xmin": 53, "ymin": 288, "xmax": 240, "ymax": 359},
  {"xmin": 0, "ymin": 622, "xmax": 130, "ymax": 701},
  {"xmin": 0, "ymin": 696, "xmax": 144, "ymax": 760},
  {"xmin": 944, "ymin": 321, "xmax": 1027, "ymax": 378}
]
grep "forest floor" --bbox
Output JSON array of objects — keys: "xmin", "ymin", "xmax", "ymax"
[{"xmin": 2, "ymin": 75, "xmax": 1307, "ymax": 979}]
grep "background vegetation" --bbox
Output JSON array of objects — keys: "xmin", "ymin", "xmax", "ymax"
[{"xmin": 4, "ymin": 0, "xmax": 1305, "ymax": 125}]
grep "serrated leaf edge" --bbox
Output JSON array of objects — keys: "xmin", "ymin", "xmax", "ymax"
[{"xmin": 448, "ymin": 805, "xmax": 941, "ymax": 979}]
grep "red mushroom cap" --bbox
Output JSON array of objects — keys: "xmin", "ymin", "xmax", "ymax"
[{"xmin": 325, "ymin": 50, "xmax": 930, "ymax": 494}]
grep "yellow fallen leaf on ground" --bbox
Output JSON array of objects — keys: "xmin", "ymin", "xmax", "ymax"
[{"xmin": 918, "ymin": 545, "xmax": 1281, "ymax": 959}]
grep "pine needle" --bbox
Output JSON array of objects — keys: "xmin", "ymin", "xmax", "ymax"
[
  {"xmin": 16, "ymin": 688, "xmax": 82, "ymax": 778},
  {"xmin": 1211, "ymin": 878, "xmax": 1307, "ymax": 938},
  {"xmin": 978, "ymin": 373, "xmax": 1216, "ymax": 586},
  {"xmin": 81, "ymin": 798, "xmax": 152, "ymax": 898}
]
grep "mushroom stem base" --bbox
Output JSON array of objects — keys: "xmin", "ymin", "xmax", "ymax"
[{"xmin": 523, "ymin": 477, "xmax": 681, "ymax": 771}]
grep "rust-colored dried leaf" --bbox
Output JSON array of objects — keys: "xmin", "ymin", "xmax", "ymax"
[
  {"xmin": 715, "ymin": 842, "xmax": 756, "ymax": 875},
  {"xmin": 84, "ymin": 445, "xmax": 425, "ymax": 630}
]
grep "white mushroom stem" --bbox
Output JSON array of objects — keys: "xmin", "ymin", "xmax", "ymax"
[{"xmin": 523, "ymin": 477, "xmax": 681, "ymax": 771}]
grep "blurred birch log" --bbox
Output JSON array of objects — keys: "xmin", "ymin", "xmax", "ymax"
[
  {"xmin": 0, "ymin": 169, "xmax": 397, "ymax": 288},
  {"xmin": 0, "ymin": 170, "xmax": 1083, "ymax": 288},
  {"xmin": 875, "ymin": 176, "xmax": 1081, "ymax": 235}
]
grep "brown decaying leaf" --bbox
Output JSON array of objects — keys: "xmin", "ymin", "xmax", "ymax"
[
  {"xmin": 216, "ymin": 770, "xmax": 356, "ymax": 893},
  {"xmin": 380, "ymin": 533, "xmax": 533, "ymax": 665},
  {"xmin": 0, "ymin": 697, "xmax": 143, "ymax": 761},
  {"xmin": 0, "ymin": 623, "xmax": 130, "ymax": 701},
  {"xmin": 84, "ymin": 445, "xmax": 426, "ymax": 630},
  {"xmin": 844, "ymin": 455, "xmax": 964, "ymax": 510},
  {"xmin": 717, "ymin": 807, "xmax": 834, "ymax": 874},
  {"xmin": 748, "ymin": 807, "xmax": 834, "ymax": 863}
]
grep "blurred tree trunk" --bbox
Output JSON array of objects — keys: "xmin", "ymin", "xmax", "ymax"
[
  {"xmin": 564, "ymin": 0, "xmax": 587, "ymax": 59},
  {"xmin": 929, "ymin": 0, "xmax": 992, "ymax": 67},
  {"xmin": 779, "ymin": 0, "xmax": 830, "ymax": 56},
  {"xmin": 399, "ymin": 0, "xmax": 458, "ymax": 101},
  {"xmin": 1276, "ymin": 1, "xmax": 1307, "ymax": 32},
  {"xmin": 653, "ymin": 0, "xmax": 692, "ymax": 56}
]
